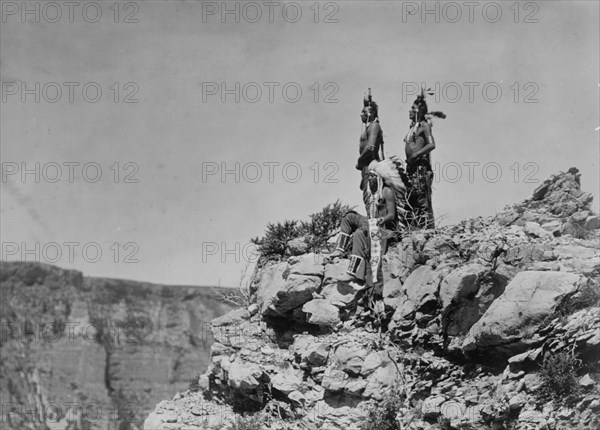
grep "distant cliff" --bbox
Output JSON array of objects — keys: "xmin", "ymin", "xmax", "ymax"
[{"xmin": 0, "ymin": 262, "xmax": 233, "ymax": 430}]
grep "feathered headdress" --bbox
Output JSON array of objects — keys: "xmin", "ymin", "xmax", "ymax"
[
  {"xmin": 361, "ymin": 88, "xmax": 385, "ymax": 160},
  {"xmin": 362, "ymin": 87, "xmax": 379, "ymax": 121},
  {"xmin": 405, "ymin": 85, "xmax": 447, "ymax": 144},
  {"xmin": 414, "ymin": 86, "xmax": 446, "ymax": 122},
  {"xmin": 367, "ymin": 155, "xmax": 409, "ymax": 223},
  {"xmin": 368, "ymin": 156, "xmax": 406, "ymax": 193}
]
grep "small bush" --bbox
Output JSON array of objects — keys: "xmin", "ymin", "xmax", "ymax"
[
  {"xmin": 251, "ymin": 201, "xmax": 354, "ymax": 260},
  {"xmin": 539, "ymin": 352, "xmax": 581, "ymax": 400},
  {"xmin": 188, "ymin": 374, "xmax": 201, "ymax": 393},
  {"xmin": 360, "ymin": 386, "xmax": 405, "ymax": 430},
  {"xmin": 555, "ymin": 279, "xmax": 600, "ymax": 320},
  {"xmin": 227, "ymin": 413, "xmax": 264, "ymax": 430},
  {"xmin": 251, "ymin": 220, "xmax": 301, "ymax": 260},
  {"xmin": 300, "ymin": 200, "xmax": 355, "ymax": 252}
]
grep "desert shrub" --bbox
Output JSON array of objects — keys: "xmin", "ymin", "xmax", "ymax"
[
  {"xmin": 211, "ymin": 262, "xmax": 257, "ymax": 308},
  {"xmin": 437, "ymin": 416, "xmax": 452, "ymax": 430},
  {"xmin": 251, "ymin": 201, "xmax": 354, "ymax": 260},
  {"xmin": 300, "ymin": 200, "xmax": 355, "ymax": 252},
  {"xmin": 226, "ymin": 413, "xmax": 264, "ymax": 430},
  {"xmin": 539, "ymin": 352, "xmax": 581, "ymax": 400},
  {"xmin": 555, "ymin": 279, "xmax": 600, "ymax": 320},
  {"xmin": 251, "ymin": 220, "xmax": 301, "ymax": 260},
  {"xmin": 188, "ymin": 374, "xmax": 201, "ymax": 393},
  {"xmin": 360, "ymin": 386, "xmax": 405, "ymax": 430}
]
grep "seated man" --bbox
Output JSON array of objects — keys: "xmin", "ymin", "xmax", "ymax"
[{"xmin": 328, "ymin": 158, "xmax": 407, "ymax": 296}]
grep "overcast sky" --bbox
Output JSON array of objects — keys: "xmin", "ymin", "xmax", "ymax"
[{"xmin": 1, "ymin": 1, "xmax": 599, "ymax": 287}]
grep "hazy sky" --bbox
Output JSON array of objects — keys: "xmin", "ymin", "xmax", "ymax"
[{"xmin": 1, "ymin": 1, "xmax": 599, "ymax": 287}]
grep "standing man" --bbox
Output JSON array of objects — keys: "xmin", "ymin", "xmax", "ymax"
[
  {"xmin": 404, "ymin": 90, "xmax": 442, "ymax": 229},
  {"xmin": 357, "ymin": 89, "xmax": 384, "ymax": 213}
]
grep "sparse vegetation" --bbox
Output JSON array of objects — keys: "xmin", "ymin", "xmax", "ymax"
[
  {"xmin": 300, "ymin": 200, "xmax": 356, "ymax": 252},
  {"xmin": 538, "ymin": 351, "xmax": 581, "ymax": 401},
  {"xmin": 251, "ymin": 200, "xmax": 354, "ymax": 260},
  {"xmin": 226, "ymin": 412, "xmax": 266, "ymax": 430},
  {"xmin": 251, "ymin": 220, "xmax": 301, "ymax": 259},
  {"xmin": 188, "ymin": 374, "xmax": 201, "ymax": 393},
  {"xmin": 211, "ymin": 262, "xmax": 256, "ymax": 308},
  {"xmin": 360, "ymin": 386, "xmax": 405, "ymax": 430},
  {"xmin": 437, "ymin": 416, "xmax": 453, "ymax": 430},
  {"xmin": 556, "ymin": 279, "xmax": 600, "ymax": 319}
]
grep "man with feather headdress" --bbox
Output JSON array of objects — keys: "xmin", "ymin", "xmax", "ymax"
[
  {"xmin": 356, "ymin": 89, "xmax": 384, "ymax": 213},
  {"xmin": 404, "ymin": 88, "xmax": 445, "ymax": 229},
  {"xmin": 327, "ymin": 157, "xmax": 407, "ymax": 297}
]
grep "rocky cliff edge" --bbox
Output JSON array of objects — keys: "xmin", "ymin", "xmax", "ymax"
[{"xmin": 145, "ymin": 168, "xmax": 600, "ymax": 430}]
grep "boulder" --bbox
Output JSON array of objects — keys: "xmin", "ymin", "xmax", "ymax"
[
  {"xmin": 441, "ymin": 266, "xmax": 509, "ymax": 337},
  {"xmin": 287, "ymin": 237, "xmax": 309, "ymax": 256},
  {"xmin": 322, "ymin": 368, "xmax": 348, "ymax": 392},
  {"xmin": 439, "ymin": 264, "xmax": 487, "ymax": 311},
  {"xmin": 211, "ymin": 318, "xmax": 264, "ymax": 349},
  {"xmin": 288, "ymin": 253, "xmax": 325, "ymax": 277},
  {"xmin": 421, "ymin": 395, "xmax": 445, "ymax": 419},
  {"xmin": 292, "ymin": 334, "xmax": 330, "ymax": 366},
  {"xmin": 553, "ymin": 244, "xmax": 597, "ymax": 260},
  {"xmin": 332, "ymin": 344, "xmax": 369, "ymax": 376},
  {"xmin": 463, "ymin": 271, "xmax": 583, "ymax": 353},
  {"xmin": 271, "ymin": 363, "xmax": 303, "ymax": 395},
  {"xmin": 584, "ymin": 215, "xmax": 600, "ymax": 230},
  {"xmin": 363, "ymin": 356, "xmax": 401, "ymax": 399},
  {"xmin": 324, "ymin": 258, "xmax": 350, "ymax": 283},
  {"xmin": 228, "ymin": 360, "xmax": 264, "ymax": 390},
  {"xmin": 382, "ymin": 254, "xmax": 404, "ymax": 299},
  {"xmin": 302, "ymin": 299, "xmax": 340, "ymax": 327},
  {"xmin": 360, "ymin": 351, "xmax": 385, "ymax": 376},
  {"xmin": 211, "ymin": 308, "xmax": 250, "ymax": 327},
  {"xmin": 524, "ymin": 221, "xmax": 552, "ymax": 239},
  {"xmin": 266, "ymin": 274, "xmax": 322, "ymax": 316},
  {"xmin": 255, "ymin": 262, "xmax": 287, "ymax": 312},
  {"xmin": 401, "ymin": 265, "xmax": 444, "ymax": 312},
  {"xmin": 541, "ymin": 219, "xmax": 563, "ymax": 236},
  {"xmin": 320, "ymin": 281, "xmax": 362, "ymax": 308}
]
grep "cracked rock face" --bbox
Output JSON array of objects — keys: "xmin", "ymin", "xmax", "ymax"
[
  {"xmin": 138, "ymin": 168, "xmax": 597, "ymax": 430},
  {"xmin": 0, "ymin": 262, "xmax": 233, "ymax": 430},
  {"xmin": 463, "ymin": 271, "xmax": 584, "ymax": 353},
  {"xmin": 14, "ymin": 169, "xmax": 600, "ymax": 430}
]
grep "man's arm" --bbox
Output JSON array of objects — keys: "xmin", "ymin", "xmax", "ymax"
[
  {"xmin": 408, "ymin": 122, "xmax": 435, "ymax": 162},
  {"xmin": 377, "ymin": 187, "xmax": 396, "ymax": 225},
  {"xmin": 356, "ymin": 122, "xmax": 381, "ymax": 168}
]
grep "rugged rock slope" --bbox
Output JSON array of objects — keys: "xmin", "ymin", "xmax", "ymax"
[
  {"xmin": 147, "ymin": 167, "xmax": 597, "ymax": 429},
  {"xmin": 0, "ymin": 263, "xmax": 232, "ymax": 430},
  {"xmin": 144, "ymin": 168, "xmax": 600, "ymax": 430}
]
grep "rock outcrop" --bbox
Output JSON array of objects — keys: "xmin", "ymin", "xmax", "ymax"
[
  {"xmin": 150, "ymin": 168, "xmax": 600, "ymax": 429},
  {"xmin": 0, "ymin": 263, "xmax": 232, "ymax": 430}
]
